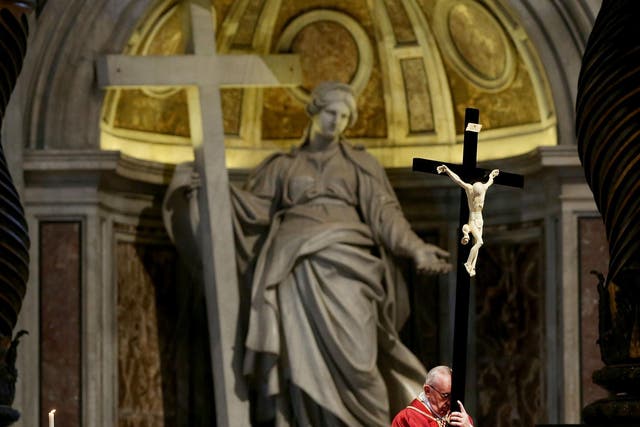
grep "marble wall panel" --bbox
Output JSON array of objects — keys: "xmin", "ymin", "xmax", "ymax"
[
  {"xmin": 40, "ymin": 222, "xmax": 81, "ymax": 427},
  {"xmin": 221, "ymin": 88, "xmax": 243, "ymax": 137},
  {"xmin": 117, "ymin": 241, "xmax": 179, "ymax": 427},
  {"xmin": 114, "ymin": 89, "xmax": 191, "ymax": 137},
  {"xmin": 475, "ymin": 228, "xmax": 545, "ymax": 427},
  {"xmin": 578, "ymin": 217, "xmax": 609, "ymax": 407},
  {"xmin": 230, "ymin": 0, "xmax": 265, "ymax": 49},
  {"xmin": 400, "ymin": 58, "xmax": 434, "ymax": 134},
  {"xmin": 382, "ymin": 0, "xmax": 417, "ymax": 45}
]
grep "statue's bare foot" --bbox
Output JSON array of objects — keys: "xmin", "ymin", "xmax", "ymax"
[{"xmin": 464, "ymin": 262, "xmax": 475, "ymax": 276}]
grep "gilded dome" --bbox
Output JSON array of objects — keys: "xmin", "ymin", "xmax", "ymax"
[{"xmin": 100, "ymin": 0, "xmax": 556, "ymax": 167}]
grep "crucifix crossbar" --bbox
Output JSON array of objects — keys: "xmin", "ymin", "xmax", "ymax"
[
  {"xmin": 412, "ymin": 108, "xmax": 524, "ymax": 412},
  {"xmin": 96, "ymin": 1, "xmax": 301, "ymax": 425}
]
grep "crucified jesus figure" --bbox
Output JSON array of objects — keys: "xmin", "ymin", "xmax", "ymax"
[{"xmin": 437, "ymin": 165, "xmax": 500, "ymax": 277}]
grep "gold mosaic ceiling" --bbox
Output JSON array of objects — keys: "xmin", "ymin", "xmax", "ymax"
[{"xmin": 100, "ymin": 0, "xmax": 556, "ymax": 168}]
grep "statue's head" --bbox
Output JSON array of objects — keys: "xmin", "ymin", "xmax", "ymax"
[
  {"xmin": 472, "ymin": 182, "xmax": 485, "ymax": 194},
  {"xmin": 306, "ymin": 81, "xmax": 358, "ymax": 128}
]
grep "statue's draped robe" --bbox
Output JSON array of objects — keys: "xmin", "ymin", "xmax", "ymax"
[{"xmin": 232, "ymin": 140, "xmax": 427, "ymax": 426}]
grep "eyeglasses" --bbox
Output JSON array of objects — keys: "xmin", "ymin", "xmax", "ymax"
[{"xmin": 428, "ymin": 384, "xmax": 451, "ymax": 400}]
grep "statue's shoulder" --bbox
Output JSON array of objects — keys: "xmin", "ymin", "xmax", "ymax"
[
  {"xmin": 246, "ymin": 149, "xmax": 294, "ymax": 182},
  {"xmin": 257, "ymin": 148, "xmax": 295, "ymax": 166},
  {"xmin": 340, "ymin": 140, "xmax": 384, "ymax": 176}
]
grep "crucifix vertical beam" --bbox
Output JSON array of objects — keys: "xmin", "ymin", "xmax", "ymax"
[
  {"xmin": 450, "ymin": 108, "xmax": 478, "ymax": 410},
  {"xmin": 96, "ymin": 1, "xmax": 301, "ymax": 425},
  {"xmin": 412, "ymin": 107, "xmax": 524, "ymax": 412}
]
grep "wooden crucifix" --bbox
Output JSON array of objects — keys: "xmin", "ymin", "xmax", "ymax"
[
  {"xmin": 412, "ymin": 108, "xmax": 524, "ymax": 411},
  {"xmin": 95, "ymin": 1, "xmax": 301, "ymax": 425}
]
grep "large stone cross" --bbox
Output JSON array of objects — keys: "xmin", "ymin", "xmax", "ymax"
[
  {"xmin": 96, "ymin": 1, "xmax": 301, "ymax": 425},
  {"xmin": 413, "ymin": 108, "xmax": 524, "ymax": 411}
]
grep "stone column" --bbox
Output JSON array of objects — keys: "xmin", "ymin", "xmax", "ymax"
[
  {"xmin": 0, "ymin": 1, "xmax": 37, "ymax": 425},
  {"xmin": 576, "ymin": 0, "xmax": 640, "ymax": 423}
]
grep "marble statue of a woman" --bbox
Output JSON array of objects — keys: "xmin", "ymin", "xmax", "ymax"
[{"xmin": 166, "ymin": 81, "xmax": 452, "ymax": 426}]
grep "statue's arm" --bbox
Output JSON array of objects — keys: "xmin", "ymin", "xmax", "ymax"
[
  {"xmin": 485, "ymin": 169, "xmax": 499, "ymax": 188},
  {"xmin": 359, "ymin": 169, "xmax": 451, "ymax": 275},
  {"xmin": 437, "ymin": 164, "xmax": 471, "ymax": 190}
]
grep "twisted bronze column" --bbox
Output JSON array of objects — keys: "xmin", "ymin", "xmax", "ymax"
[
  {"xmin": 0, "ymin": 1, "xmax": 37, "ymax": 425},
  {"xmin": 576, "ymin": 0, "xmax": 640, "ymax": 423}
]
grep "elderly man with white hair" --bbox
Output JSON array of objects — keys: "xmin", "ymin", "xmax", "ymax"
[{"xmin": 392, "ymin": 366, "xmax": 474, "ymax": 427}]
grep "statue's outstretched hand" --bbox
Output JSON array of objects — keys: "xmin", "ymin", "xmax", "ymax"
[{"xmin": 414, "ymin": 244, "xmax": 452, "ymax": 275}]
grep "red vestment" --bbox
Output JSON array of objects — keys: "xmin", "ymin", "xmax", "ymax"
[
  {"xmin": 391, "ymin": 398, "xmax": 446, "ymax": 427},
  {"xmin": 391, "ymin": 397, "xmax": 474, "ymax": 427}
]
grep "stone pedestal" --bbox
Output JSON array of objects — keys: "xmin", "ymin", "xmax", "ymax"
[
  {"xmin": 581, "ymin": 267, "xmax": 640, "ymax": 423},
  {"xmin": 583, "ymin": 366, "xmax": 640, "ymax": 423}
]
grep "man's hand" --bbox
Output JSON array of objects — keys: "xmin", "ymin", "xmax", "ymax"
[
  {"xmin": 437, "ymin": 165, "xmax": 449, "ymax": 174},
  {"xmin": 449, "ymin": 400, "xmax": 473, "ymax": 427},
  {"xmin": 489, "ymin": 169, "xmax": 500, "ymax": 179},
  {"xmin": 414, "ymin": 244, "xmax": 452, "ymax": 275}
]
